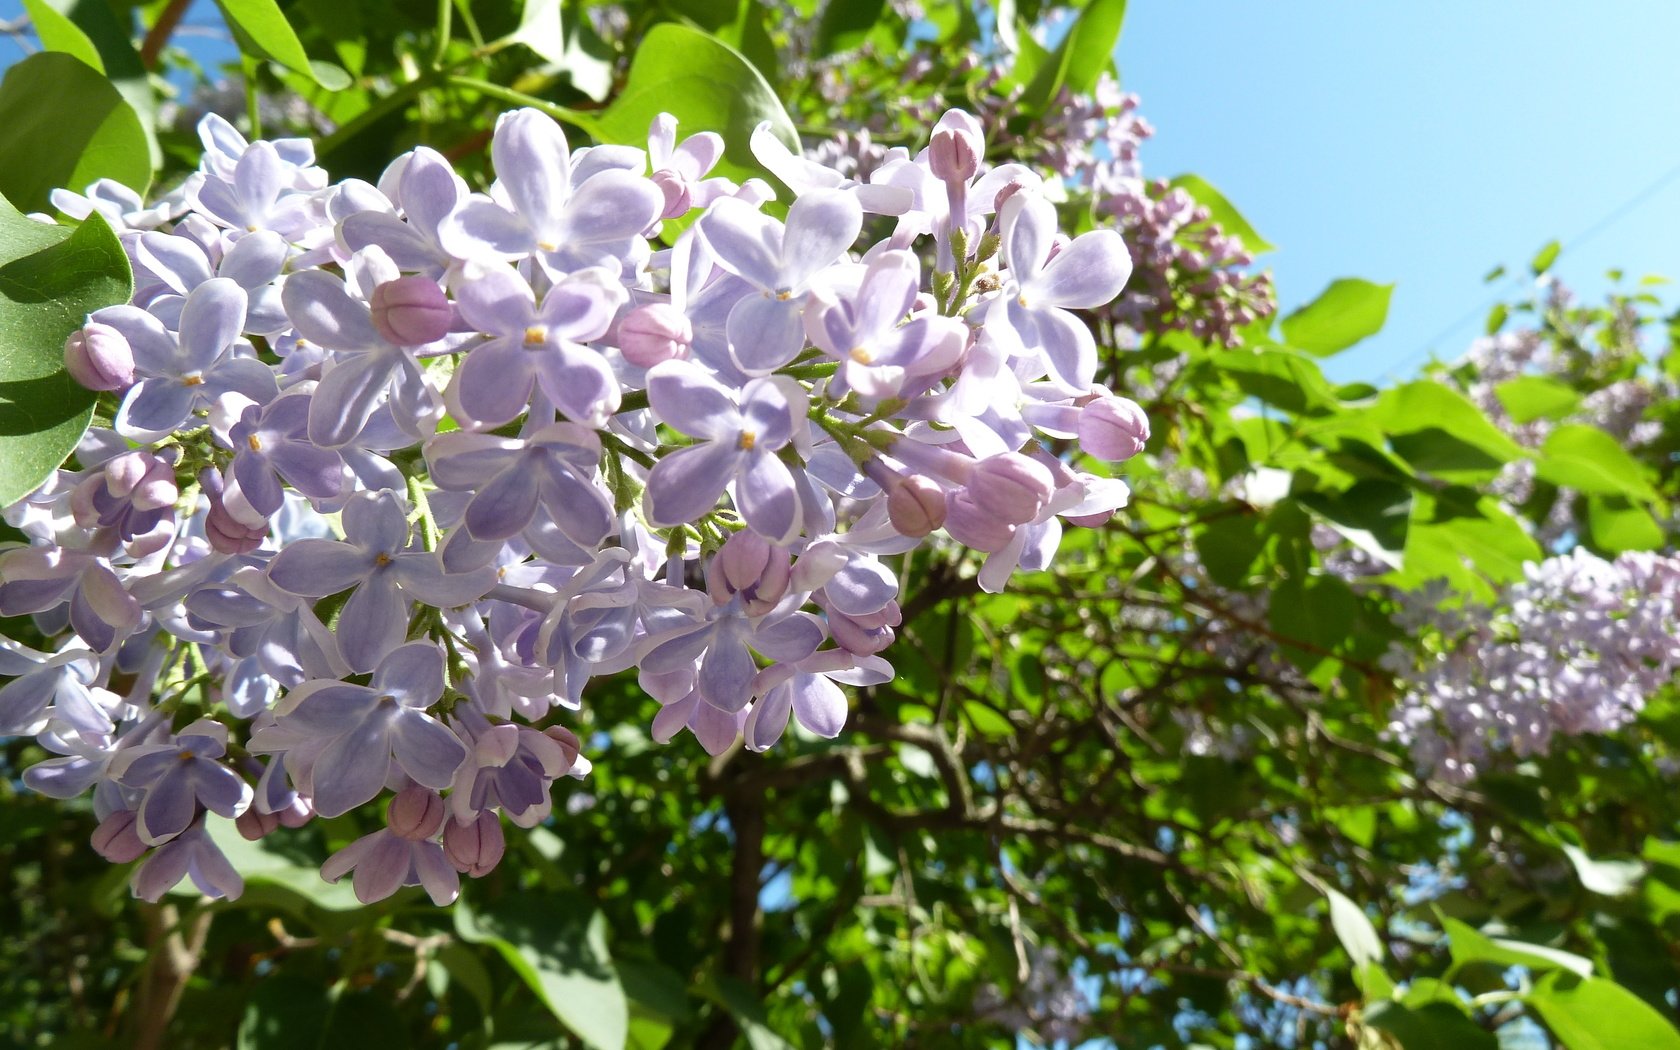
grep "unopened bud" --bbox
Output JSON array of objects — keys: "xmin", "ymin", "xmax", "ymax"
[
  {"xmin": 370, "ymin": 276, "xmax": 451, "ymax": 346},
  {"xmin": 968, "ymin": 453, "xmax": 1054, "ymax": 525},
  {"xmin": 64, "ymin": 322, "xmax": 135, "ymax": 391},
  {"xmin": 928, "ymin": 110, "xmax": 983, "ymax": 184},
  {"xmin": 829, "ymin": 600, "xmax": 901, "ymax": 656},
  {"xmin": 105, "ymin": 451, "xmax": 177, "ymax": 511},
  {"xmin": 887, "ymin": 475, "xmax": 946, "ymax": 537},
  {"xmin": 91, "ymin": 809, "xmax": 147, "ymax": 863},
  {"xmin": 993, "ymin": 178, "xmax": 1030, "ymax": 213},
  {"xmin": 387, "ymin": 783, "xmax": 447, "ymax": 840},
  {"xmin": 200, "ymin": 468, "xmax": 267, "ymax": 554},
  {"xmin": 1078, "ymin": 396, "xmax": 1150, "ymax": 461},
  {"xmin": 706, "ymin": 529, "xmax": 790, "ymax": 616},
  {"xmin": 943, "ymin": 491, "xmax": 1017, "ymax": 552},
  {"xmin": 651, "ymin": 170, "xmax": 692, "ymax": 219},
  {"xmin": 542, "ymin": 726, "xmax": 583, "ymax": 772},
  {"xmin": 619, "ymin": 303, "xmax": 693, "ymax": 368},
  {"xmin": 929, "ymin": 128, "xmax": 979, "ymax": 184},
  {"xmin": 237, "ymin": 807, "xmax": 282, "ymax": 841},
  {"xmin": 444, "ymin": 811, "xmax": 506, "ymax": 877}
]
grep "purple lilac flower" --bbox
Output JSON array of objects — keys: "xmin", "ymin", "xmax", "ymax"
[
  {"xmin": 643, "ymin": 360, "xmax": 808, "ymax": 542},
  {"xmin": 99, "ymin": 278, "xmax": 277, "ymax": 440},
  {"xmin": 265, "ymin": 490, "xmax": 494, "ymax": 671},
  {"xmin": 272, "ymin": 642, "xmax": 468, "ymax": 817}
]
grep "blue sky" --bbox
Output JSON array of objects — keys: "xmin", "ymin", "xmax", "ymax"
[{"xmin": 1116, "ymin": 2, "xmax": 1680, "ymax": 382}]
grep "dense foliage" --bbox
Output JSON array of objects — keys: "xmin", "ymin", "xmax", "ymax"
[{"xmin": 3, "ymin": 2, "xmax": 1679, "ymax": 1049}]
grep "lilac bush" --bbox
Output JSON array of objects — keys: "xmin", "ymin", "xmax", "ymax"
[{"xmin": 0, "ymin": 108, "xmax": 1145, "ymax": 905}]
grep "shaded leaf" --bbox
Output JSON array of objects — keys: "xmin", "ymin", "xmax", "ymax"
[{"xmin": 0, "ymin": 203, "xmax": 130, "ymax": 507}]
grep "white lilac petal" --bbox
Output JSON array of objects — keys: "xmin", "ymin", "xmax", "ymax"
[
  {"xmin": 336, "ymin": 574, "xmax": 407, "ymax": 673},
  {"xmin": 1030, "ymin": 228, "xmax": 1133, "ymax": 309},
  {"xmin": 267, "ymin": 538, "xmax": 371, "ymax": 596},
  {"xmin": 391, "ymin": 713, "xmax": 469, "ymax": 788},
  {"xmin": 791, "ymin": 673, "xmax": 848, "ymax": 737}
]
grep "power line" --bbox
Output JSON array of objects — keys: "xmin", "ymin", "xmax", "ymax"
[{"xmin": 1382, "ymin": 156, "xmax": 1680, "ymax": 381}]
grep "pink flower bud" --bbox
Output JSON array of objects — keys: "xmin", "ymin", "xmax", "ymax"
[
  {"xmin": 542, "ymin": 726, "xmax": 582, "ymax": 772},
  {"xmin": 64, "ymin": 322, "xmax": 134, "ymax": 391},
  {"xmin": 993, "ymin": 179, "xmax": 1030, "ymax": 213},
  {"xmin": 104, "ymin": 451, "xmax": 177, "ymax": 511},
  {"xmin": 943, "ymin": 491, "xmax": 1017, "ymax": 552},
  {"xmin": 444, "ymin": 811, "xmax": 505, "ymax": 877},
  {"xmin": 928, "ymin": 128, "xmax": 979, "ymax": 184},
  {"xmin": 237, "ymin": 807, "xmax": 282, "ymax": 841},
  {"xmin": 1065, "ymin": 509, "xmax": 1114, "ymax": 528},
  {"xmin": 967, "ymin": 453, "xmax": 1054, "ymax": 525},
  {"xmin": 651, "ymin": 169, "xmax": 692, "ymax": 219},
  {"xmin": 887, "ymin": 475, "xmax": 946, "ymax": 537},
  {"xmin": 387, "ymin": 783, "xmax": 447, "ymax": 840},
  {"xmin": 370, "ymin": 276, "xmax": 451, "ymax": 346},
  {"xmin": 200, "ymin": 467, "xmax": 266, "ymax": 554},
  {"xmin": 619, "ymin": 303, "xmax": 693, "ymax": 368},
  {"xmin": 92, "ymin": 809, "xmax": 147, "ymax": 863},
  {"xmin": 829, "ymin": 600, "xmax": 901, "ymax": 656},
  {"xmin": 1078, "ymin": 396, "xmax": 1150, "ymax": 461},
  {"xmin": 706, "ymin": 529, "xmax": 790, "ymax": 616}
]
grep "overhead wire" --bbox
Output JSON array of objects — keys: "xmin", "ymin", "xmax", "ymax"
[{"xmin": 1381, "ymin": 156, "xmax": 1680, "ymax": 382}]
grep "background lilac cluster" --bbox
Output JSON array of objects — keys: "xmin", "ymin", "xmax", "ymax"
[
  {"xmin": 0, "ymin": 107, "xmax": 1146, "ymax": 905},
  {"xmin": 1386, "ymin": 547, "xmax": 1680, "ymax": 782}
]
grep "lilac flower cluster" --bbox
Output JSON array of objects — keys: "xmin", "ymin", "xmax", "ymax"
[
  {"xmin": 2, "ymin": 107, "xmax": 1145, "ymax": 904},
  {"xmin": 806, "ymin": 63, "xmax": 1274, "ymax": 347},
  {"xmin": 1386, "ymin": 548, "xmax": 1680, "ymax": 782}
]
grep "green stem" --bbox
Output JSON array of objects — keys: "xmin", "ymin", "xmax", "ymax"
[
  {"xmin": 430, "ymin": 0, "xmax": 454, "ymax": 69},
  {"xmin": 444, "ymin": 77, "xmax": 601, "ymax": 136},
  {"xmin": 318, "ymin": 72, "xmax": 443, "ymax": 157}
]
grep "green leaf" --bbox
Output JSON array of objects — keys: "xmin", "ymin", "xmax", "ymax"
[
  {"xmin": 1535, "ymin": 424, "xmax": 1658, "ymax": 501},
  {"xmin": 0, "ymin": 204, "xmax": 130, "ymax": 508},
  {"xmin": 1531, "ymin": 239, "xmax": 1562, "ymax": 276},
  {"xmin": 1325, "ymin": 887, "xmax": 1384, "ymax": 972},
  {"xmin": 1586, "ymin": 494, "xmax": 1664, "ymax": 554},
  {"xmin": 19, "ymin": 0, "xmax": 103, "ymax": 69},
  {"xmin": 1269, "ymin": 574, "xmax": 1358, "ymax": 656},
  {"xmin": 594, "ymin": 23, "xmax": 798, "ymax": 187},
  {"xmin": 1561, "ymin": 843, "xmax": 1646, "ymax": 898},
  {"xmin": 1017, "ymin": 0, "xmax": 1127, "ymax": 111},
  {"xmin": 1398, "ymin": 489, "xmax": 1540, "ymax": 589},
  {"xmin": 1195, "ymin": 510, "xmax": 1267, "ymax": 587},
  {"xmin": 1167, "ymin": 173, "xmax": 1275, "ymax": 253},
  {"xmin": 1371, "ymin": 382, "xmax": 1523, "ymax": 478},
  {"xmin": 1526, "ymin": 972, "xmax": 1680, "ymax": 1050},
  {"xmin": 811, "ymin": 0, "xmax": 887, "ymax": 56},
  {"xmin": 457, "ymin": 894, "xmax": 629, "ymax": 1050},
  {"xmin": 197, "ymin": 816, "xmax": 364, "ymax": 910},
  {"xmin": 1279, "ymin": 278, "xmax": 1393, "ymax": 356},
  {"xmin": 19, "ymin": 0, "xmax": 159, "ymax": 167},
  {"xmin": 505, "ymin": 0, "xmax": 566, "ymax": 64},
  {"xmin": 1494, "ymin": 375, "xmax": 1582, "ymax": 424},
  {"xmin": 214, "ymin": 0, "xmax": 350, "ymax": 88},
  {"xmin": 237, "ymin": 975, "xmax": 331, "ymax": 1050},
  {"xmin": 1294, "ymin": 480, "xmax": 1411, "ymax": 569},
  {"xmin": 1210, "ymin": 346, "xmax": 1338, "ymax": 413},
  {"xmin": 1441, "ymin": 917, "xmax": 1593, "ymax": 979},
  {"xmin": 0, "ymin": 52, "xmax": 150, "ymax": 212},
  {"xmin": 1484, "ymin": 301, "xmax": 1509, "ymax": 335},
  {"xmin": 698, "ymin": 975, "xmax": 796, "ymax": 1050},
  {"xmin": 1362, "ymin": 1001, "xmax": 1497, "ymax": 1050}
]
